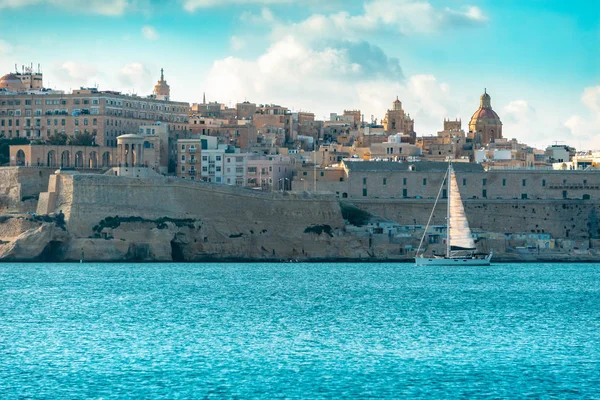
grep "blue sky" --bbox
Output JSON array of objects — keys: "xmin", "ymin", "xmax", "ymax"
[{"xmin": 0, "ymin": 0, "xmax": 598, "ymax": 148}]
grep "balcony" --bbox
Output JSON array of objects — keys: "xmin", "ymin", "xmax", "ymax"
[
  {"xmin": 189, "ymin": 158, "xmax": 197, "ymax": 164},
  {"xmin": 188, "ymin": 170, "xmax": 197, "ymax": 175},
  {"xmin": 189, "ymin": 148, "xmax": 197, "ymax": 153}
]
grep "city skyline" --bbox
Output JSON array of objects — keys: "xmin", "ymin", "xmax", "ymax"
[{"xmin": 0, "ymin": 0, "xmax": 598, "ymax": 149}]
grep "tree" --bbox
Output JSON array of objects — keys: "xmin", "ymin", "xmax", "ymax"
[
  {"xmin": 46, "ymin": 132, "xmax": 68, "ymax": 145},
  {"xmin": 0, "ymin": 137, "xmax": 30, "ymax": 166},
  {"xmin": 67, "ymin": 132, "xmax": 96, "ymax": 146}
]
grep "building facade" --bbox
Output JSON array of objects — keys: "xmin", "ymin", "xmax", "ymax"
[
  {"xmin": 0, "ymin": 70, "xmax": 189, "ymax": 147},
  {"xmin": 382, "ymin": 97, "xmax": 415, "ymax": 137}
]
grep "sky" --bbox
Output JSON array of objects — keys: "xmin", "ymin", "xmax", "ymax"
[{"xmin": 0, "ymin": 0, "xmax": 598, "ymax": 149}]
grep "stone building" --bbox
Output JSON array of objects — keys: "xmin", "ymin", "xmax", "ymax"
[
  {"xmin": 292, "ymin": 160, "xmax": 600, "ymax": 201},
  {"xmin": 468, "ymin": 89, "xmax": 503, "ymax": 144},
  {"xmin": 10, "ymin": 143, "xmax": 117, "ymax": 168},
  {"xmin": 369, "ymin": 134, "xmax": 422, "ymax": 160},
  {"xmin": 382, "ymin": 97, "xmax": 415, "ymax": 140},
  {"xmin": 0, "ymin": 65, "xmax": 43, "ymax": 92},
  {"xmin": 236, "ymin": 101, "xmax": 257, "ymax": 120},
  {"xmin": 0, "ymin": 69, "xmax": 189, "ymax": 147}
]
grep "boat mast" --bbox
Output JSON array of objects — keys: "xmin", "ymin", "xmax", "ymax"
[{"xmin": 446, "ymin": 163, "xmax": 451, "ymax": 258}]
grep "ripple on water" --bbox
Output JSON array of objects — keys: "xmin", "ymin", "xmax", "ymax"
[{"xmin": 0, "ymin": 262, "xmax": 599, "ymax": 398}]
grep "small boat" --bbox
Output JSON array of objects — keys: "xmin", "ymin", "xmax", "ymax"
[{"xmin": 415, "ymin": 162, "xmax": 492, "ymax": 266}]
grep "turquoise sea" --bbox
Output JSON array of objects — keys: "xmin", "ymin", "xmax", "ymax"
[{"xmin": 1, "ymin": 262, "xmax": 599, "ymax": 398}]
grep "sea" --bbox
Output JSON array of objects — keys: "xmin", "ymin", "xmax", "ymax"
[{"xmin": 1, "ymin": 262, "xmax": 599, "ymax": 399}]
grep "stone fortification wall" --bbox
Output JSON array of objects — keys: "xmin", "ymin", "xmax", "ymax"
[
  {"xmin": 350, "ymin": 198, "xmax": 599, "ymax": 240},
  {"xmin": 37, "ymin": 173, "xmax": 356, "ymax": 261},
  {"xmin": 0, "ymin": 167, "xmax": 53, "ymax": 210},
  {"xmin": 64, "ymin": 174, "xmax": 344, "ymax": 234}
]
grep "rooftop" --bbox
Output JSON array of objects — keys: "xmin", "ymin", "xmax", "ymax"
[{"xmin": 343, "ymin": 160, "xmax": 485, "ymax": 173}]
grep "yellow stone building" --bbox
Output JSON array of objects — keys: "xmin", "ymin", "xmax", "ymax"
[{"xmin": 382, "ymin": 97, "xmax": 415, "ymax": 142}]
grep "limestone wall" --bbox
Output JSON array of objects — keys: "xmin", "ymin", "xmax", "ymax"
[
  {"xmin": 349, "ymin": 198, "xmax": 600, "ymax": 240},
  {"xmin": 33, "ymin": 173, "xmax": 352, "ymax": 261},
  {"xmin": 0, "ymin": 167, "xmax": 53, "ymax": 210}
]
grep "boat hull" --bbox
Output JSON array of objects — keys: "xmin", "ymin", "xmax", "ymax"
[{"xmin": 415, "ymin": 254, "xmax": 492, "ymax": 266}]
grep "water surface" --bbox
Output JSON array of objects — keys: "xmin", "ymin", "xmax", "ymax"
[{"xmin": 1, "ymin": 263, "xmax": 599, "ymax": 398}]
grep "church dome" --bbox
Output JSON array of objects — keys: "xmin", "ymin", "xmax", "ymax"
[
  {"xmin": 469, "ymin": 89, "xmax": 501, "ymax": 126},
  {"xmin": 0, "ymin": 73, "xmax": 26, "ymax": 91},
  {"xmin": 471, "ymin": 107, "xmax": 500, "ymax": 121}
]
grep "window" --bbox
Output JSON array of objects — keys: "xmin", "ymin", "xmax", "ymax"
[
  {"xmin": 423, "ymin": 178, "xmax": 427, "ymax": 186},
  {"xmin": 563, "ymin": 190, "xmax": 567, "ymax": 199},
  {"xmin": 482, "ymin": 178, "xmax": 487, "ymax": 186},
  {"xmin": 542, "ymin": 179, "xmax": 546, "ymax": 187},
  {"xmin": 320, "ymin": 172, "xmax": 324, "ymax": 177},
  {"xmin": 482, "ymin": 189, "xmax": 487, "ymax": 198},
  {"xmin": 463, "ymin": 178, "xmax": 467, "ymax": 186},
  {"xmin": 521, "ymin": 193, "xmax": 527, "ymax": 199},
  {"xmin": 303, "ymin": 171, "xmax": 307, "ymax": 176},
  {"xmin": 181, "ymin": 144, "xmax": 185, "ymax": 151},
  {"xmin": 584, "ymin": 179, "xmax": 587, "ymax": 185},
  {"xmin": 502, "ymin": 179, "xmax": 506, "ymax": 186},
  {"xmin": 383, "ymin": 178, "xmax": 387, "ymax": 185},
  {"xmin": 403, "ymin": 188, "xmax": 407, "ymax": 197},
  {"xmin": 403, "ymin": 178, "xmax": 407, "ymax": 185},
  {"xmin": 216, "ymin": 166, "xmax": 221, "ymax": 172},
  {"xmin": 202, "ymin": 166, "xmax": 208, "ymax": 172},
  {"xmin": 216, "ymin": 156, "xmax": 221, "ymax": 161},
  {"xmin": 181, "ymin": 166, "xmax": 185, "ymax": 172},
  {"xmin": 181, "ymin": 155, "xmax": 185, "ymax": 162},
  {"xmin": 202, "ymin": 156, "xmax": 208, "ymax": 161},
  {"xmin": 362, "ymin": 188, "xmax": 368, "ymax": 197},
  {"xmin": 363, "ymin": 177, "xmax": 367, "ymax": 185},
  {"xmin": 25, "ymin": 100, "xmax": 31, "ymax": 105},
  {"xmin": 522, "ymin": 179, "xmax": 526, "ymax": 187}
]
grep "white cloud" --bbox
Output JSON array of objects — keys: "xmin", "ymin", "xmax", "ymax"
[
  {"xmin": 183, "ymin": 0, "xmax": 289, "ymax": 12},
  {"xmin": 564, "ymin": 86, "xmax": 600, "ymax": 142},
  {"xmin": 503, "ymin": 100, "xmax": 535, "ymax": 124},
  {"xmin": 240, "ymin": 6, "xmax": 274, "ymax": 23},
  {"xmin": 272, "ymin": 0, "xmax": 487, "ymax": 41},
  {"xmin": 118, "ymin": 62, "xmax": 153, "ymax": 95},
  {"xmin": 50, "ymin": 61, "xmax": 100, "ymax": 89},
  {"xmin": 142, "ymin": 25, "xmax": 159, "ymax": 40},
  {"xmin": 202, "ymin": 35, "xmax": 458, "ymax": 133},
  {"xmin": 230, "ymin": 35, "xmax": 245, "ymax": 50},
  {"xmin": 0, "ymin": 0, "xmax": 129, "ymax": 15}
]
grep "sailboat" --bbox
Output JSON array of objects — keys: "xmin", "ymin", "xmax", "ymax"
[{"xmin": 415, "ymin": 163, "xmax": 492, "ymax": 266}]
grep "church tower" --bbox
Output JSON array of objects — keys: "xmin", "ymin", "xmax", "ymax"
[{"xmin": 153, "ymin": 68, "xmax": 170, "ymax": 101}]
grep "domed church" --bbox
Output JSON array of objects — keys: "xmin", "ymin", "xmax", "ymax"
[
  {"xmin": 0, "ymin": 73, "xmax": 27, "ymax": 92},
  {"xmin": 468, "ymin": 89, "xmax": 502, "ymax": 144}
]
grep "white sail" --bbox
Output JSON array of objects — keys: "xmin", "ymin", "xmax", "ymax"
[{"xmin": 448, "ymin": 168, "xmax": 476, "ymax": 250}]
